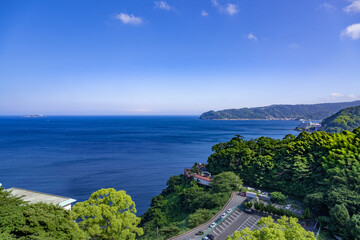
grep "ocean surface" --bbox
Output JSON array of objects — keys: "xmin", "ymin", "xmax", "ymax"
[{"xmin": 0, "ymin": 116, "xmax": 300, "ymax": 215}]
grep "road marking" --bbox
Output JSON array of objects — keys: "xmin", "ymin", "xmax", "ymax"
[
  {"xmin": 212, "ymin": 229, "xmax": 219, "ymax": 236},
  {"xmin": 233, "ymin": 211, "xmax": 240, "ymax": 217},
  {"xmin": 222, "ymin": 221, "xmax": 229, "ymax": 227},
  {"xmin": 236, "ymin": 216, "xmax": 261, "ymax": 232},
  {"xmin": 228, "ymin": 215, "xmax": 236, "ymax": 221},
  {"xmin": 225, "ymin": 219, "xmax": 232, "ymax": 225},
  {"xmin": 236, "ymin": 217, "xmax": 253, "ymax": 231},
  {"xmin": 218, "ymin": 224, "xmax": 226, "ymax": 231}
]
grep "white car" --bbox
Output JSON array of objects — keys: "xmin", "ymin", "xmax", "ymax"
[
  {"xmin": 209, "ymin": 222, "xmax": 216, "ymax": 228},
  {"xmin": 221, "ymin": 213, "xmax": 227, "ymax": 218},
  {"xmin": 285, "ymin": 204, "xmax": 291, "ymax": 210},
  {"xmin": 226, "ymin": 208, "xmax": 232, "ymax": 214}
]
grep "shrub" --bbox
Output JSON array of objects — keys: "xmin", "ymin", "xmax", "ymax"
[{"xmin": 271, "ymin": 191, "xmax": 287, "ymax": 204}]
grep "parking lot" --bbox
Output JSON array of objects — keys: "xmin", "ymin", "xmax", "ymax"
[{"xmin": 205, "ymin": 209, "xmax": 262, "ymax": 240}]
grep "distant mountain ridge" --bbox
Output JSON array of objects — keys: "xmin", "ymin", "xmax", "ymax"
[
  {"xmin": 319, "ymin": 105, "xmax": 360, "ymax": 133},
  {"xmin": 200, "ymin": 100, "xmax": 360, "ymax": 120}
]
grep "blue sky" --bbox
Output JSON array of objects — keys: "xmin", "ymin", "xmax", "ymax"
[{"xmin": 0, "ymin": 0, "xmax": 359, "ymax": 115}]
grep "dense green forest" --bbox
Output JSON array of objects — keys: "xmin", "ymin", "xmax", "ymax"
[
  {"xmin": 0, "ymin": 188, "xmax": 143, "ymax": 240},
  {"xmin": 141, "ymin": 128, "xmax": 360, "ymax": 239},
  {"xmin": 200, "ymin": 100, "xmax": 360, "ymax": 120},
  {"xmin": 319, "ymin": 105, "xmax": 360, "ymax": 133},
  {"xmin": 207, "ymin": 128, "xmax": 360, "ymax": 239}
]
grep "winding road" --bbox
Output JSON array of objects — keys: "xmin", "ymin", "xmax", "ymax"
[{"xmin": 170, "ymin": 192, "xmax": 246, "ymax": 240}]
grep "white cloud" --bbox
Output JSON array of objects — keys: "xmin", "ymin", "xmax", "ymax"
[
  {"xmin": 288, "ymin": 43, "xmax": 299, "ymax": 48},
  {"xmin": 115, "ymin": 13, "xmax": 143, "ymax": 25},
  {"xmin": 348, "ymin": 94, "xmax": 358, "ymax": 99},
  {"xmin": 211, "ymin": 0, "xmax": 238, "ymax": 16},
  {"xmin": 330, "ymin": 93, "xmax": 344, "ymax": 99},
  {"xmin": 344, "ymin": 0, "xmax": 360, "ymax": 13},
  {"xmin": 341, "ymin": 23, "xmax": 360, "ymax": 39},
  {"xmin": 225, "ymin": 4, "xmax": 238, "ymax": 15},
  {"xmin": 327, "ymin": 93, "xmax": 359, "ymax": 101},
  {"xmin": 154, "ymin": 1, "xmax": 173, "ymax": 11},
  {"xmin": 201, "ymin": 10, "xmax": 209, "ymax": 16},
  {"xmin": 211, "ymin": 0, "xmax": 219, "ymax": 7},
  {"xmin": 316, "ymin": 2, "xmax": 337, "ymax": 11},
  {"xmin": 247, "ymin": 33, "xmax": 258, "ymax": 41}
]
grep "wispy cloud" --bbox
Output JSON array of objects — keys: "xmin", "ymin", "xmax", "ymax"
[
  {"xmin": 344, "ymin": 0, "xmax": 360, "ymax": 13},
  {"xmin": 201, "ymin": 10, "xmax": 209, "ymax": 17},
  {"xmin": 348, "ymin": 94, "xmax": 358, "ymax": 99},
  {"xmin": 327, "ymin": 93, "xmax": 359, "ymax": 101},
  {"xmin": 225, "ymin": 4, "xmax": 238, "ymax": 15},
  {"xmin": 154, "ymin": 1, "xmax": 174, "ymax": 11},
  {"xmin": 247, "ymin": 33, "xmax": 258, "ymax": 41},
  {"xmin": 288, "ymin": 43, "xmax": 299, "ymax": 48},
  {"xmin": 211, "ymin": 0, "xmax": 238, "ymax": 16},
  {"xmin": 341, "ymin": 23, "xmax": 360, "ymax": 39},
  {"xmin": 316, "ymin": 2, "xmax": 337, "ymax": 11},
  {"xmin": 115, "ymin": 13, "xmax": 143, "ymax": 25},
  {"xmin": 211, "ymin": 0, "xmax": 219, "ymax": 7},
  {"xmin": 330, "ymin": 93, "xmax": 344, "ymax": 99}
]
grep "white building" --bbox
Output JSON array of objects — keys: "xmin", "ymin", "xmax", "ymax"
[
  {"xmin": 193, "ymin": 174, "xmax": 212, "ymax": 186},
  {"xmin": 246, "ymin": 192, "xmax": 257, "ymax": 198},
  {"xmin": 258, "ymin": 194, "xmax": 271, "ymax": 201},
  {"xmin": 7, "ymin": 187, "xmax": 76, "ymax": 210}
]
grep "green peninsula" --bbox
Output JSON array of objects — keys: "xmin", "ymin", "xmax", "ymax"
[
  {"xmin": 319, "ymin": 105, "xmax": 360, "ymax": 133},
  {"xmin": 200, "ymin": 100, "xmax": 360, "ymax": 120}
]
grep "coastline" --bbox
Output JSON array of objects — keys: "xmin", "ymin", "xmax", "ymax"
[{"xmin": 199, "ymin": 118, "xmax": 307, "ymax": 121}]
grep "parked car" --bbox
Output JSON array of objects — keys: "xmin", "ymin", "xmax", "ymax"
[
  {"xmin": 206, "ymin": 234, "xmax": 215, "ymax": 240},
  {"xmin": 226, "ymin": 208, "xmax": 232, "ymax": 214},
  {"xmin": 196, "ymin": 231, "xmax": 204, "ymax": 235},
  {"xmin": 202, "ymin": 237, "xmax": 210, "ymax": 240},
  {"xmin": 221, "ymin": 213, "xmax": 227, "ymax": 218},
  {"xmin": 285, "ymin": 204, "xmax": 291, "ymax": 210},
  {"xmin": 209, "ymin": 222, "xmax": 216, "ymax": 228},
  {"xmin": 216, "ymin": 217, "xmax": 222, "ymax": 223}
]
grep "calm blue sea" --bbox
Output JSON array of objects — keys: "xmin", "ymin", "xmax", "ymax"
[{"xmin": 0, "ymin": 116, "xmax": 300, "ymax": 215}]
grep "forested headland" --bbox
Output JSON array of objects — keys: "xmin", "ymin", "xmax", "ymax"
[
  {"xmin": 199, "ymin": 100, "xmax": 360, "ymax": 120},
  {"xmin": 319, "ymin": 105, "xmax": 360, "ymax": 133},
  {"xmin": 142, "ymin": 127, "xmax": 360, "ymax": 239},
  {"xmin": 207, "ymin": 128, "xmax": 360, "ymax": 239}
]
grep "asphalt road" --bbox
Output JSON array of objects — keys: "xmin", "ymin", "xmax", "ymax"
[{"xmin": 171, "ymin": 193, "xmax": 247, "ymax": 240}]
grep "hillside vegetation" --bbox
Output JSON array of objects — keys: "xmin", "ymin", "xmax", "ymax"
[
  {"xmin": 319, "ymin": 105, "xmax": 360, "ymax": 133},
  {"xmin": 0, "ymin": 188, "xmax": 143, "ymax": 240},
  {"xmin": 207, "ymin": 128, "xmax": 360, "ymax": 239},
  {"xmin": 139, "ymin": 172, "xmax": 242, "ymax": 239},
  {"xmin": 200, "ymin": 100, "xmax": 360, "ymax": 120}
]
